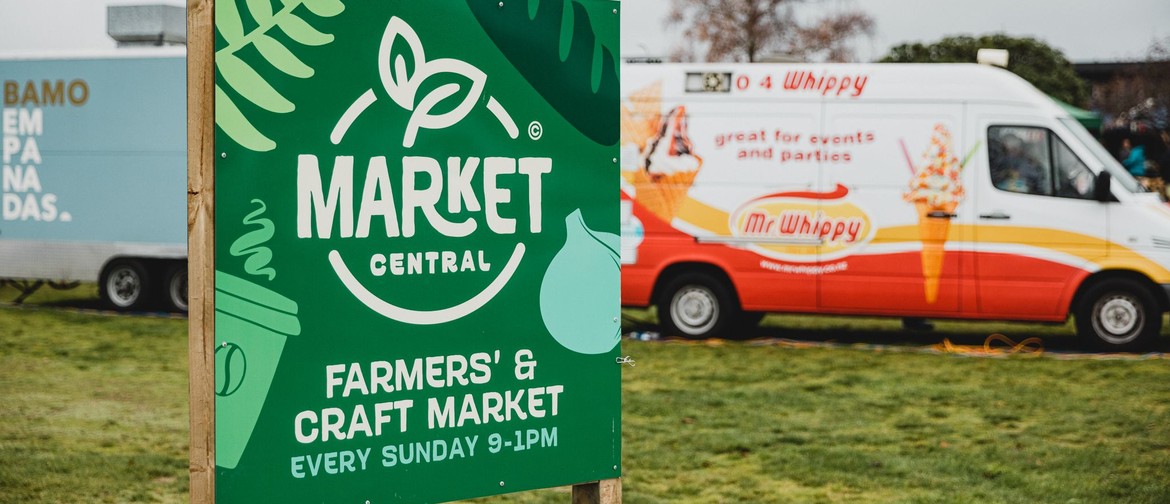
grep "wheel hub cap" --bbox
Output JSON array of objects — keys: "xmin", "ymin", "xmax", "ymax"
[
  {"xmin": 113, "ymin": 271, "xmax": 139, "ymax": 302},
  {"xmin": 673, "ymin": 287, "xmax": 717, "ymax": 334},
  {"xmin": 1096, "ymin": 295, "xmax": 1140, "ymax": 339}
]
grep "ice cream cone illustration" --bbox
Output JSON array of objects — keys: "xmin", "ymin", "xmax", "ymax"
[
  {"xmin": 637, "ymin": 105, "xmax": 703, "ymax": 223},
  {"xmin": 903, "ymin": 125, "xmax": 965, "ymax": 303},
  {"xmin": 620, "ymin": 82, "xmax": 662, "ymax": 152},
  {"xmin": 619, "ymin": 82, "xmax": 704, "ymax": 223},
  {"xmin": 915, "ymin": 200, "xmax": 956, "ymax": 303}
]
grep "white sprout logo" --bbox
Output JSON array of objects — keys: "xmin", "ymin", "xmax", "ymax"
[
  {"xmin": 303, "ymin": 16, "xmax": 549, "ymax": 326},
  {"xmin": 330, "ymin": 17, "xmax": 520, "ymax": 147}
]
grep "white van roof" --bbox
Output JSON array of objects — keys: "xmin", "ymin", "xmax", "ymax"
[{"xmin": 623, "ymin": 63, "xmax": 1065, "ymax": 114}]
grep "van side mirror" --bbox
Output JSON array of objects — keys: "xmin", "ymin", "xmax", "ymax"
[{"xmin": 1094, "ymin": 171, "xmax": 1113, "ymax": 202}]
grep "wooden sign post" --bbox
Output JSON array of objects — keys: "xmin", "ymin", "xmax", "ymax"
[
  {"xmin": 188, "ymin": 1, "xmax": 622, "ymax": 502},
  {"xmin": 187, "ymin": 0, "xmax": 216, "ymax": 501}
]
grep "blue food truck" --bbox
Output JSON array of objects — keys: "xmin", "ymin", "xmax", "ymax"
[{"xmin": 1, "ymin": 48, "xmax": 187, "ymax": 311}]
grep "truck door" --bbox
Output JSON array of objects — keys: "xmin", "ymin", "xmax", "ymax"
[
  {"xmin": 818, "ymin": 103, "xmax": 968, "ymax": 315},
  {"xmin": 971, "ymin": 118, "xmax": 1106, "ymax": 320}
]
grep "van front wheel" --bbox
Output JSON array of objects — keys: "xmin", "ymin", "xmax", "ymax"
[
  {"xmin": 100, "ymin": 259, "xmax": 150, "ymax": 311},
  {"xmin": 1075, "ymin": 279, "xmax": 1160, "ymax": 351},
  {"xmin": 657, "ymin": 272, "xmax": 739, "ymax": 339}
]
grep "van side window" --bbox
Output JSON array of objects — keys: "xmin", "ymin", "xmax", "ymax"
[
  {"xmin": 1051, "ymin": 135, "xmax": 1095, "ymax": 199},
  {"xmin": 989, "ymin": 126, "xmax": 1051, "ymax": 196},
  {"xmin": 988, "ymin": 126, "xmax": 1094, "ymax": 199}
]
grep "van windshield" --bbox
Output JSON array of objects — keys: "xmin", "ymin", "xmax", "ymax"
[{"xmin": 1058, "ymin": 118, "xmax": 1145, "ymax": 194}]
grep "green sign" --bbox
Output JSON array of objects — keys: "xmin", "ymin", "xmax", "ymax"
[{"xmin": 211, "ymin": 0, "xmax": 620, "ymax": 501}]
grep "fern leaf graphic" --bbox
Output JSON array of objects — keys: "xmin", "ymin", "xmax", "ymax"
[
  {"xmin": 219, "ymin": 52, "xmax": 295, "ymax": 113},
  {"xmin": 214, "ymin": 0, "xmax": 345, "ymax": 152},
  {"xmin": 216, "ymin": 0, "xmax": 245, "ymax": 44},
  {"xmin": 253, "ymin": 34, "xmax": 314, "ymax": 78},
  {"xmin": 245, "ymin": 0, "xmax": 273, "ymax": 24},
  {"xmin": 556, "ymin": 1, "xmax": 574, "ymax": 62},
  {"xmin": 469, "ymin": 0, "xmax": 619, "ymax": 145},
  {"xmin": 298, "ymin": 0, "xmax": 345, "ymax": 17},
  {"xmin": 277, "ymin": 13, "xmax": 334, "ymax": 46},
  {"xmin": 216, "ymin": 84, "xmax": 277, "ymax": 152},
  {"xmin": 519, "ymin": 0, "xmax": 618, "ymax": 94}
]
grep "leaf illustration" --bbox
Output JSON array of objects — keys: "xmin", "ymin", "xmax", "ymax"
[
  {"xmin": 299, "ymin": 0, "xmax": 345, "ymax": 17},
  {"xmin": 277, "ymin": 13, "xmax": 333, "ymax": 46},
  {"xmin": 558, "ymin": 1, "xmax": 573, "ymax": 62},
  {"xmin": 404, "ymin": 59, "xmax": 486, "ymax": 147},
  {"xmin": 378, "ymin": 16, "xmax": 427, "ymax": 110},
  {"xmin": 468, "ymin": 0, "xmax": 619, "ymax": 145},
  {"xmin": 245, "ymin": 0, "xmax": 274, "ymax": 24},
  {"xmin": 218, "ymin": 52, "xmax": 294, "ymax": 113},
  {"xmin": 591, "ymin": 38, "xmax": 603, "ymax": 92},
  {"xmin": 216, "ymin": 0, "xmax": 245, "ymax": 44},
  {"xmin": 216, "ymin": 85, "xmax": 276, "ymax": 152},
  {"xmin": 404, "ymin": 83, "xmax": 458, "ymax": 148},
  {"xmin": 254, "ymin": 34, "xmax": 314, "ymax": 78},
  {"xmin": 214, "ymin": 0, "xmax": 344, "ymax": 151}
]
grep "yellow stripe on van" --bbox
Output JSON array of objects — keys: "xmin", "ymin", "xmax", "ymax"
[
  {"xmin": 675, "ymin": 197, "xmax": 732, "ymax": 234},
  {"xmin": 673, "ymin": 196, "xmax": 1170, "ymax": 283},
  {"xmin": 891, "ymin": 224, "xmax": 1170, "ymax": 282}
]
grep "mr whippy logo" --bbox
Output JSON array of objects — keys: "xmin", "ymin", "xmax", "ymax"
[
  {"xmin": 728, "ymin": 184, "xmax": 876, "ymax": 261},
  {"xmin": 297, "ymin": 16, "xmax": 541, "ymax": 325}
]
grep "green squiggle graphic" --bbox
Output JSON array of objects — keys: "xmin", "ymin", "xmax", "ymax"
[{"xmin": 230, "ymin": 199, "xmax": 277, "ymax": 281}]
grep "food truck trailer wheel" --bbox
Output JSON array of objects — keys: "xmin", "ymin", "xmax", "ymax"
[
  {"xmin": 163, "ymin": 262, "xmax": 188, "ymax": 313},
  {"xmin": 99, "ymin": 259, "xmax": 151, "ymax": 311},
  {"xmin": 1075, "ymin": 278, "xmax": 1160, "ymax": 351},
  {"xmin": 657, "ymin": 271, "xmax": 739, "ymax": 339}
]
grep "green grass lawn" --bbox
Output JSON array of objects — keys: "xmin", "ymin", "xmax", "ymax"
[
  {"xmin": 3, "ymin": 285, "xmax": 1170, "ymax": 503},
  {"xmin": 0, "ymin": 284, "xmax": 189, "ymax": 503}
]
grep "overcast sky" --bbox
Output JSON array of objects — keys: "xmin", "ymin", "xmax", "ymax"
[
  {"xmin": 624, "ymin": 0, "xmax": 1170, "ymax": 63},
  {"xmin": 0, "ymin": 0, "xmax": 1167, "ymax": 63}
]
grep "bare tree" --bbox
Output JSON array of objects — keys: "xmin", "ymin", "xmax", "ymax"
[
  {"xmin": 667, "ymin": 0, "xmax": 873, "ymax": 63},
  {"xmin": 1146, "ymin": 36, "xmax": 1170, "ymax": 124},
  {"xmin": 792, "ymin": 10, "xmax": 874, "ymax": 62}
]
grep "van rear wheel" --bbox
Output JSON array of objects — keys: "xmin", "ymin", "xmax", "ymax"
[
  {"xmin": 163, "ymin": 263, "xmax": 188, "ymax": 313},
  {"xmin": 657, "ymin": 272, "xmax": 739, "ymax": 339},
  {"xmin": 1075, "ymin": 279, "xmax": 1160, "ymax": 351}
]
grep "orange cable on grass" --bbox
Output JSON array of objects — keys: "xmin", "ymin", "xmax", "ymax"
[{"xmin": 934, "ymin": 333, "xmax": 1044, "ymax": 357}]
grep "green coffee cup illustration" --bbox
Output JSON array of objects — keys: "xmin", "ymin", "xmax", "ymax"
[
  {"xmin": 539, "ymin": 209, "xmax": 621, "ymax": 354},
  {"xmin": 216, "ymin": 199, "xmax": 300, "ymax": 469},
  {"xmin": 215, "ymin": 271, "xmax": 300, "ymax": 469}
]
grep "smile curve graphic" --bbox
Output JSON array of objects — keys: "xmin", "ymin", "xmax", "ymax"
[{"xmin": 328, "ymin": 244, "xmax": 525, "ymax": 325}]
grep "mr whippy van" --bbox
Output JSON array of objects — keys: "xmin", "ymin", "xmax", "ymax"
[{"xmin": 619, "ymin": 63, "xmax": 1170, "ymax": 351}]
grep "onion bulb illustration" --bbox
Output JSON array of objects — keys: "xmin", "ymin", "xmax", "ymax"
[{"xmin": 539, "ymin": 209, "xmax": 621, "ymax": 354}]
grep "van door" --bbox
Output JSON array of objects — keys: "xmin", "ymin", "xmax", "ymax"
[
  {"xmin": 971, "ymin": 117, "xmax": 1106, "ymax": 320},
  {"xmin": 818, "ymin": 103, "xmax": 969, "ymax": 315},
  {"xmin": 670, "ymin": 97, "xmax": 824, "ymax": 312}
]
